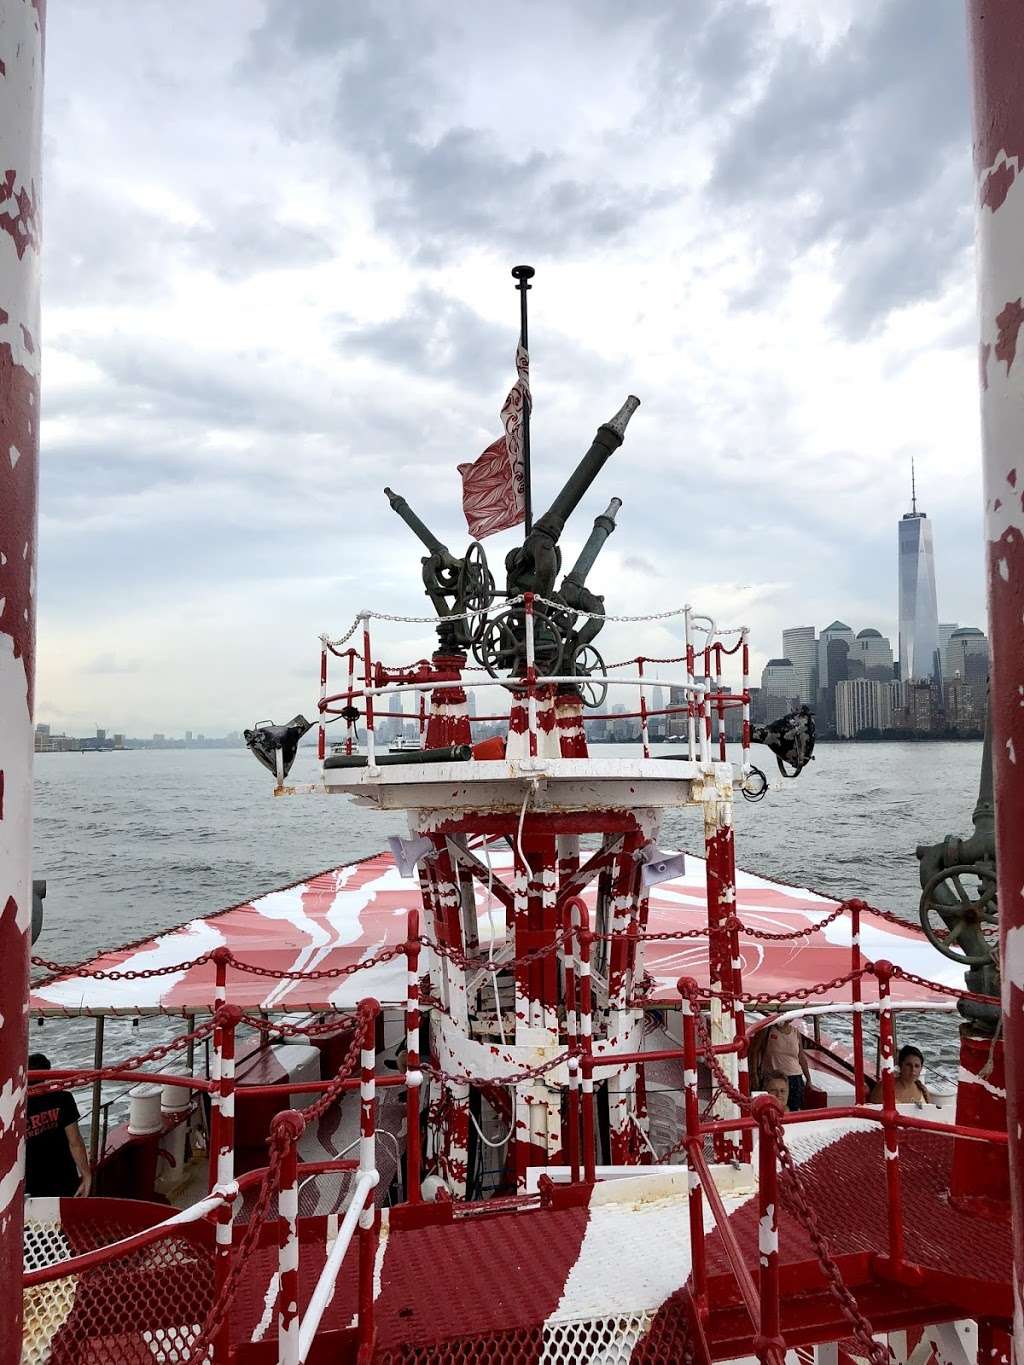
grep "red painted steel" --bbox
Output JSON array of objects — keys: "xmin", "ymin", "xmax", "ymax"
[
  {"xmin": 965, "ymin": 8, "xmax": 1024, "ymax": 1353},
  {"xmin": 405, "ymin": 910, "xmax": 423, "ymax": 1203},
  {"xmin": 0, "ymin": 5, "xmax": 43, "ymax": 1358},
  {"xmin": 951, "ymin": 1030, "xmax": 1009, "ymax": 1206},
  {"xmin": 753, "ymin": 1096, "xmax": 784, "ymax": 1365}
]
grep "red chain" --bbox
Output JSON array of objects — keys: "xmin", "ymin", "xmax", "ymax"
[
  {"xmin": 27, "ymin": 1017, "xmax": 217, "ymax": 1097},
  {"xmin": 424, "ymin": 927, "xmax": 573, "ymax": 971},
  {"xmin": 679, "ymin": 983, "xmax": 886, "ymax": 1362},
  {"xmin": 303, "ymin": 1013, "xmax": 371, "ymax": 1126},
  {"xmin": 30, "ymin": 951, "xmax": 214, "ymax": 989},
  {"xmin": 426, "ymin": 1050, "xmax": 570, "ymax": 1088},
  {"xmin": 188, "ymin": 1136, "xmax": 286, "ymax": 1363},
  {"xmin": 238, "ymin": 1011, "xmax": 361, "ymax": 1038},
  {"xmin": 889, "ymin": 964, "xmax": 998, "ymax": 1004},
  {"xmin": 222, "ymin": 945, "xmax": 403, "ymax": 980},
  {"xmin": 189, "ymin": 1009, "xmax": 373, "ymax": 1360}
]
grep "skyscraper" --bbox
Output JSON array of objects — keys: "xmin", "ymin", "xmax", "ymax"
[
  {"xmin": 781, "ymin": 626, "xmax": 817, "ymax": 703},
  {"xmin": 898, "ymin": 462, "xmax": 941, "ymax": 683}
]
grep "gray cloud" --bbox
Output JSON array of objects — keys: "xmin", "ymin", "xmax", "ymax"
[{"xmin": 703, "ymin": 2, "xmax": 973, "ymax": 334}]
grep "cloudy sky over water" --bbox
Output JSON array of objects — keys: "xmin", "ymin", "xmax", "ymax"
[{"xmin": 37, "ymin": 0, "xmax": 984, "ymax": 736}]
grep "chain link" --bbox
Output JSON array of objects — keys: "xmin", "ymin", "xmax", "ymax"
[
  {"xmin": 27, "ymin": 1016, "xmax": 217, "ymax": 1096},
  {"xmin": 679, "ymin": 981, "xmax": 887, "ymax": 1365},
  {"xmin": 30, "ymin": 951, "xmax": 214, "ymax": 990},
  {"xmin": 426, "ymin": 1049, "xmax": 570, "ymax": 1088},
  {"xmin": 188, "ymin": 1136, "xmax": 286, "ymax": 1363}
]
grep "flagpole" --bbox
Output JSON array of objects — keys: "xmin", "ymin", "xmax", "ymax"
[{"xmin": 512, "ymin": 264, "xmax": 535, "ymax": 534}]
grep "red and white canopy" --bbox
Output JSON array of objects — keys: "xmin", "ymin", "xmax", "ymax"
[{"xmin": 30, "ymin": 847, "xmax": 962, "ymax": 1016}]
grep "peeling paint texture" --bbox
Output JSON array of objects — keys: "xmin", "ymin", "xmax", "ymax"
[
  {"xmin": 968, "ymin": 3, "xmax": 1024, "ymax": 1356},
  {"xmin": 0, "ymin": 2, "xmax": 42, "ymax": 1358}
]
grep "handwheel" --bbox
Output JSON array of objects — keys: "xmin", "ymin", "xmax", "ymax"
[
  {"xmin": 472, "ymin": 608, "xmax": 565, "ymax": 680},
  {"xmin": 458, "ymin": 541, "xmax": 495, "ymax": 644},
  {"xmin": 570, "ymin": 644, "xmax": 608, "ymax": 709},
  {"xmin": 918, "ymin": 863, "xmax": 998, "ymax": 965}
]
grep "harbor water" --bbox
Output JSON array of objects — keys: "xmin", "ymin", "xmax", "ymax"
[{"xmin": 31, "ymin": 740, "xmax": 983, "ymax": 1099}]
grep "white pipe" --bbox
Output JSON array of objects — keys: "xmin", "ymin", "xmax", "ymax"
[{"xmin": 296, "ymin": 1169, "xmax": 377, "ymax": 1363}]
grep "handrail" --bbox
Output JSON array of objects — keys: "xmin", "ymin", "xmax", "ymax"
[
  {"xmin": 23, "ymin": 1187, "xmax": 233, "ymax": 1287},
  {"xmin": 296, "ymin": 1169, "xmax": 377, "ymax": 1363}
]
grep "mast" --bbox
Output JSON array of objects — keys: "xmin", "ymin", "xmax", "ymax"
[
  {"xmin": 511, "ymin": 265, "xmax": 534, "ymax": 533},
  {"xmin": 911, "ymin": 456, "xmax": 917, "ymax": 515},
  {"xmin": 0, "ymin": 3, "xmax": 45, "ymax": 1360},
  {"xmin": 965, "ymin": 4, "xmax": 1024, "ymax": 1355}
]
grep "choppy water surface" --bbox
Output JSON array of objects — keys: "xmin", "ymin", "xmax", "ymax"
[{"xmin": 32, "ymin": 741, "xmax": 984, "ymax": 1087}]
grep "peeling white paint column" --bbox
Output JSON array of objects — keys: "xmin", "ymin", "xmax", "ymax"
[
  {"xmin": 965, "ymin": 6, "xmax": 1024, "ymax": 1354},
  {"xmin": 0, "ymin": 4, "xmax": 43, "ymax": 1361}
]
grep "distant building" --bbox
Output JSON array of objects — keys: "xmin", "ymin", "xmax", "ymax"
[
  {"xmin": 944, "ymin": 677, "xmax": 983, "ymax": 732},
  {"xmin": 903, "ymin": 679, "xmax": 938, "ymax": 733},
  {"xmin": 761, "ymin": 657, "xmax": 798, "ymax": 701},
  {"xmin": 185, "ymin": 730, "xmax": 193, "ymax": 742},
  {"xmin": 835, "ymin": 679, "xmax": 893, "ymax": 737},
  {"xmin": 817, "ymin": 621, "xmax": 855, "ymax": 694},
  {"xmin": 938, "ymin": 623, "xmax": 960, "ymax": 678},
  {"xmin": 781, "ymin": 627, "xmax": 817, "ymax": 703},
  {"xmin": 113, "ymin": 734, "xmax": 125, "ymax": 749},
  {"xmin": 945, "ymin": 627, "xmax": 989, "ymax": 690},
  {"xmin": 848, "ymin": 628, "xmax": 894, "ymax": 682},
  {"xmin": 898, "ymin": 464, "xmax": 941, "ymax": 683},
  {"xmin": 96, "ymin": 728, "xmax": 107, "ymax": 744}
]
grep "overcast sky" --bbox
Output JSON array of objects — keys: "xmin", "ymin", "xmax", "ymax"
[{"xmin": 36, "ymin": 0, "xmax": 984, "ymax": 736}]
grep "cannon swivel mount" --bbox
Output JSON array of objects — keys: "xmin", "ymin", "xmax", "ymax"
[{"xmin": 383, "ymin": 487, "xmax": 495, "ymax": 654}]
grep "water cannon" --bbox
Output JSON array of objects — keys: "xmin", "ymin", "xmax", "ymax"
[
  {"xmin": 244, "ymin": 714, "xmax": 312, "ymax": 785},
  {"xmin": 383, "ymin": 487, "xmax": 494, "ymax": 653},
  {"xmin": 504, "ymin": 396, "xmax": 639, "ymax": 599}
]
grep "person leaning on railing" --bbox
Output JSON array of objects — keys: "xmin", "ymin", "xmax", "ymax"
[
  {"xmin": 26, "ymin": 1052, "xmax": 92, "ymax": 1197},
  {"xmin": 868, "ymin": 1044, "xmax": 932, "ymax": 1106}
]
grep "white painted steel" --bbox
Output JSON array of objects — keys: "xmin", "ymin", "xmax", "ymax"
[{"xmin": 296, "ymin": 1169, "xmax": 377, "ymax": 1363}]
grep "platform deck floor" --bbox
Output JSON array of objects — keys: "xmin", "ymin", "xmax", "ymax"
[{"xmin": 231, "ymin": 1119, "xmax": 1011, "ymax": 1356}]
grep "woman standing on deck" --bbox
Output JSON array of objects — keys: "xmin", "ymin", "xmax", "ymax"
[{"xmin": 762, "ymin": 1017, "xmax": 810, "ymax": 1112}]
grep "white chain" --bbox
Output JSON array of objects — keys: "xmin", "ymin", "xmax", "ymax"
[{"xmin": 323, "ymin": 596, "xmax": 746, "ymax": 642}]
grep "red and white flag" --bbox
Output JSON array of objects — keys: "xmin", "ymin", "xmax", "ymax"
[{"xmin": 458, "ymin": 343, "xmax": 530, "ymax": 539}]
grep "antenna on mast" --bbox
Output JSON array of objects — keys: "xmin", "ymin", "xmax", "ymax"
[
  {"xmin": 512, "ymin": 265, "xmax": 535, "ymax": 534},
  {"xmin": 911, "ymin": 456, "xmax": 918, "ymax": 515}
]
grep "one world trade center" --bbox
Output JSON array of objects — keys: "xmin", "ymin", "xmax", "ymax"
[{"xmin": 898, "ymin": 463, "xmax": 941, "ymax": 683}]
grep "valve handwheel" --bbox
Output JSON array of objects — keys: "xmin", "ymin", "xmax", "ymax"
[
  {"xmin": 918, "ymin": 863, "xmax": 998, "ymax": 965},
  {"xmin": 458, "ymin": 541, "xmax": 495, "ymax": 645},
  {"xmin": 570, "ymin": 644, "xmax": 608, "ymax": 709},
  {"xmin": 472, "ymin": 608, "xmax": 564, "ymax": 680}
]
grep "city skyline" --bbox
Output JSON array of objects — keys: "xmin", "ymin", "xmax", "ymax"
[{"xmin": 29, "ymin": 5, "xmax": 987, "ymax": 737}]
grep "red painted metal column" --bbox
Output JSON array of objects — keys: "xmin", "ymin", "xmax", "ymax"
[
  {"xmin": 0, "ymin": 6, "xmax": 44, "ymax": 1359},
  {"xmin": 274, "ymin": 1110, "xmax": 305, "ymax": 1365},
  {"xmin": 966, "ymin": 11, "xmax": 1024, "ymax": 1350},
  {"xmin": 752, "ymin": 1095, "xmax": 784, "ymax": 1364},
  {"xmin": 874, "ymin": 962, "xmax": 904, "ymax": 1271},
  {"xmin": 357, "ymin": 1000, "xmax": 381, "ymax": 1361},
  {"xmin": 679, "ymin": 977, "xmax": 707, "ymax": 1313},
  {"xmin": 404, "ymin": 911, "xmax": 423, "ymax": 1202}
]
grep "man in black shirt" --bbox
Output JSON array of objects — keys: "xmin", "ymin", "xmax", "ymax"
[{"xmin": 26, "ymin": 1053, "xmax": 92, "ymax": 1198}]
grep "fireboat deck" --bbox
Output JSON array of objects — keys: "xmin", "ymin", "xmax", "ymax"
[{"xmin": 233, "ymin": 1119, "xmax": 1010, "ymax": 1361}]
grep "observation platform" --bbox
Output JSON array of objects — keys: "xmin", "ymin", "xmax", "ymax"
[
  {"xmin": 224, "ymin": 1117, "xmax": 1008, "ymax": 1363},
  {"xmin": 285, "ymin": 756, "xmax": 737, "ymax": 813}
]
